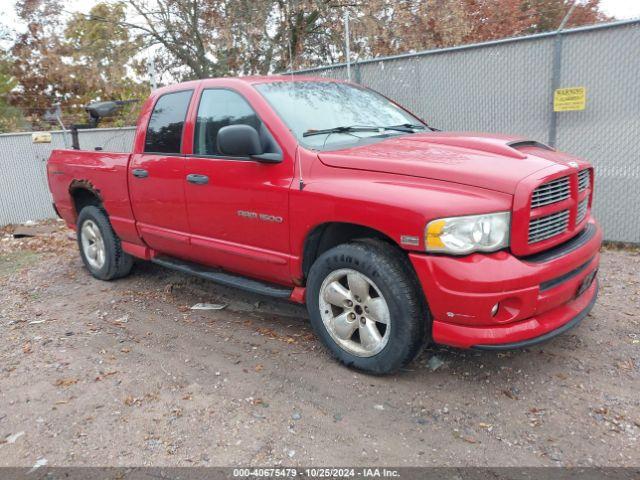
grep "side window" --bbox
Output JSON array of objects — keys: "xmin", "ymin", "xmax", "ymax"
[
  {"xmin": 194, "ymin": 89, "xmax": 274, "ymax": 156},
  {"xmin": 144, "ymin": 90, "xmax": 193, "ymax": 154}
]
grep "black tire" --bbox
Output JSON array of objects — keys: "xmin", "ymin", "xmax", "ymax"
[
  {"xmin": 76, "ymin": 205, "xmax": 133, "ymax": 281},
  {"xmin": 306, "ymin": 239, "xmax": 428, "ymax": 374}
]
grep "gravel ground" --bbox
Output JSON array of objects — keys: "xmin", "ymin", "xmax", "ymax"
[{"xmin": 0, "ymin": 221, "xmax": 638, "ymax": 467}]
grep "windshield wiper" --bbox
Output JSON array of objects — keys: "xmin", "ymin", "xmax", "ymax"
[
  {"xmin": 389, "ymin": 123, "xmax": 426, "ymax": 130},
  {"xmin": 391, "ymin": 122, "xmax": 440, "ymax": 132},
  {"xmin": 303, "ymin": 125, "xmax": 417, "ymax": 138}
]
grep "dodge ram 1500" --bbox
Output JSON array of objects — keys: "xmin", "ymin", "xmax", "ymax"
[{"xmin": 47, "ymin": 76, "xmax": 601, "ymax": 373}]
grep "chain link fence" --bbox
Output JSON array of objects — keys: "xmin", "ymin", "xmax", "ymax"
[
  {"xmin": 292, "ymin": 19, "xmax": 640, "ymax": 243},
  {"xmin": 0, "ymin": 127, "xmax": 136, "ymax": 226}
]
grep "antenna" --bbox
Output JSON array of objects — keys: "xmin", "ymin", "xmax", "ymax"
[{"xmin": 296, "ymin": 147, "xmax": 304, "ymax": 190}]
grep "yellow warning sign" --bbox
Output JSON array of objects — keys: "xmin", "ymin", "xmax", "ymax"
[
  {"xmin": 554, "ymin": 87, "xmax": 586, "ymax": 112},
  {"xmin": 32, "ymin": 132, "xmax": 52, "ymax": 143}
]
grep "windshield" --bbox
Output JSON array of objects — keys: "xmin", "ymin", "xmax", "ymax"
[{"xmin": 254, "ymin": 81, "xmax": 426, "ymax": 150}]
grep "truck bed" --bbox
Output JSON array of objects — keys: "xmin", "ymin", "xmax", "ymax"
[{"xmin": 47, "ymin": 149, "xmax": 139, "ymax": 244}]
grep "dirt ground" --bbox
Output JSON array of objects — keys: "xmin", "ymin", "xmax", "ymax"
[{"xmin": 0, "ymin": 221, "xmax": 638, "ymax": 468}]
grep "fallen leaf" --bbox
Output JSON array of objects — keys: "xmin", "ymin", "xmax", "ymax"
[
  {"xmin": 54, "ymin": 378, "xmax": 78, "ymax": 388},
  {"xmin": 502, "ymin": 389, "xmax": 518, "ymax": 400},
  {"xmin": 124, "ymin": 396, "xmax": 142, "ymax": 407},
  {"xmin": 616, "ymin": 359, "xmax": 634, "ymax": 371}
]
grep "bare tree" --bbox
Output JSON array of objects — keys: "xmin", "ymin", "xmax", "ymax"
[{"xmin": 44, "ymin": 0, "xmax": 612, "ymax": 81}]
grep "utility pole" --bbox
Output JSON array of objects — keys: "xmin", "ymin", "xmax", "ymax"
[
  {"xmin": 344, "ymin": 11, "xmax": 351, "ymax": 81},
  {"xmin": 289, "ymin": 37, "xmax": 294, "ymax": 79},
  {"xmin": 290, "ymin": 0, "xmax": 296, "ymax": 78},
  {"xmin": 548, "ymin": 1, "xmax": 578, "ymax": 147},
  {"xmin": 147, "ymin": 56, "xmax": 157, "ymax": 91}
]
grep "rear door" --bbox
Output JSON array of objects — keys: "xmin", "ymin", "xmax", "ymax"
[
  {"xmin": 129, "ymin": 90, "xmax": 193, "ymax": 257},
  {"xmin": 183, "ymin": 88, "xmax": 293, "ymax": 283}
]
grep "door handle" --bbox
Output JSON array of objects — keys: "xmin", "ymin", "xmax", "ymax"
[
  {"xmin": 187, "ymin": 174, "xmax": 209, "ymax": 185},
  {"xmin": 132, "ymin": 169, "xmax": 148, "ymax": 178}
]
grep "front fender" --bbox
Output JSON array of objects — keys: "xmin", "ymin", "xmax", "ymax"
[{"xmin": 289, "ymin": 166, "xmax": 512, "ymax": 278}]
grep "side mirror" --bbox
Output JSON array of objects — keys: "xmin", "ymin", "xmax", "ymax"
[
  {"xmin": 216, "ymin": 124, "xmax": 282, "ymax": 163},
  {"xmin": 217, "ymin": 124, "xmax": 262, "ymax": 157}
]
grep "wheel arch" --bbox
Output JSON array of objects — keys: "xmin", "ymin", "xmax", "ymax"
[
  {"xmin": 69, "ymin": 180, "xmax": 104, "ymax": 220},
  {"xmin": 301, "ymin": 222, "xmax": 402, "ymax": 281}
]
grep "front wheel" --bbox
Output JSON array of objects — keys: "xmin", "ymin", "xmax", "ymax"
[
  {"xmin": 77, "ymin": 206, "xmax": 133, "ymax": 281},
  {"xmin": 306, "ymin": 240, "xmax": 428, "ymax": 374}
]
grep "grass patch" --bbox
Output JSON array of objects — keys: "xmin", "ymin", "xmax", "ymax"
[{"xmin": 0, "ymin": 251, "xmax": 42, "ymax": 277}]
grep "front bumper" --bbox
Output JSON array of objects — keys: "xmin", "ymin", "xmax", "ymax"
[{"xmin": 409, "ymin": 219, "xmax": 602, "ymax": 349}]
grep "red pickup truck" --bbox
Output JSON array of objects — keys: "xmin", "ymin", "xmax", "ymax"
[{"xmin": 47, "ymin": 76, "xmax": 601, "ymax": 373}]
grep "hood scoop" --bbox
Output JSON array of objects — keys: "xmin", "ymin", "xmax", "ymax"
[
  {"xmin": 415, "ymin": 134, "xmax": 538, "ymax": 159},
  {"xmin": 507, "ymin": 139, "xmax": 555, "ymax": 152}
]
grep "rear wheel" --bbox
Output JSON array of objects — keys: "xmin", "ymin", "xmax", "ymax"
[
  {"xmin": 306, "ymin": 240, "xmax": 427, "ymax": 374},
  {"xmin": 77, "ymin": 206, "xmax": 133, "ymax": 280}
]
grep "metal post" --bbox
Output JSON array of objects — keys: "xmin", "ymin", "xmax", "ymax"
[
  {"xmin": 53, "ymin": 105, "xmax": 70, "ymax": 149},
  {"xmin": 70, "ymin": 124, "xmax": 80, "ymax": 150},
  {"xmin": 289, "ymin": 37, "xmax": 294, "ymax": 79},
  {"xmin": 549, "ymin": 1, "xmax": 578, "ymax": 147},
  {"xmin": 344, "ymin": 11, "xmax": 351, "ymax": 81}
]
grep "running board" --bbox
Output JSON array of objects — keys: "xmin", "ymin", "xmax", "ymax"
[{"xmin": 151, "ymin": 256, "xmax": 293, "ymax": 299}]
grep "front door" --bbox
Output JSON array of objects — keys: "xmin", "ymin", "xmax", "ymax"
[
  {"xmin": 183, "ymin": 88, "xmax": 293, "ymax": 284},
  {"xmin": 129, "ymin": 89, "xmax": 193, "ymax": 257}
]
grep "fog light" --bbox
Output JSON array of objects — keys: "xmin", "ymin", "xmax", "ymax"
[{"xmin": 491, "ymin": 302, "xmax": 500, "ymax": 317}]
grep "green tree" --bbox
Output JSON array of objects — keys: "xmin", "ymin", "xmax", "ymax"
[
  {"xmin": 63, "ymin": 2, "xmax": 148, "ymax": 126},
  {"xmin": 8, "ymin": 0, "xmax": 147, "ymax": 130},
  {"xmin": 0, "ymin": 51, "xmax": 27, "ymax": 133}
]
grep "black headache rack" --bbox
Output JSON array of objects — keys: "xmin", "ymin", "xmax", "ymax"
[{"xmin": 70, "ymin": 100, "xmax": 138, "ymax": 150}]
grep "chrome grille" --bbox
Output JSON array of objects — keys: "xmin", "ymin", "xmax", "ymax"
[
  {"xmin": 528, "ymin": 210, "xmax": 570, "ymax": 244},
  {"xmin": 531, "ymin": 176, "xmax": 570, "ymax": 208},
  {"xmin": 578, "ymin": 169, "xmax": 590, "ymax": 191},
  {"xmin": 577, "ymin": 198, "xmax": 588, "ymax": 223}
]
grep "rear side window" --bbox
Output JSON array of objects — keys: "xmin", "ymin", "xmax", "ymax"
[
  {"xmin": 144, "ymin": 90, "xmax": 193, "ymax": 154},
  {"xmin": 194, "ymin": 89, "xmax": 265, "ymax": 156}
]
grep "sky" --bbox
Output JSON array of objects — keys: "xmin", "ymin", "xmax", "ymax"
[
  {"xmin": 600, "ymin": 0, "xmax": 640, "ymax": 18},
  {"xmin": 2, "ymin": 0, "xmax": 640, "ymax": 35}
]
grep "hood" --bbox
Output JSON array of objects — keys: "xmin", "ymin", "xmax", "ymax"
[{"xmin": 318, "ymin": 132, "xmax": 584, "ymax": 194}]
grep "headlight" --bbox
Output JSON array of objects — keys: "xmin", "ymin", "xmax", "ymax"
[{"xmin": 425, "ymin": 212, "xmax": 510, "ymax": 255}]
